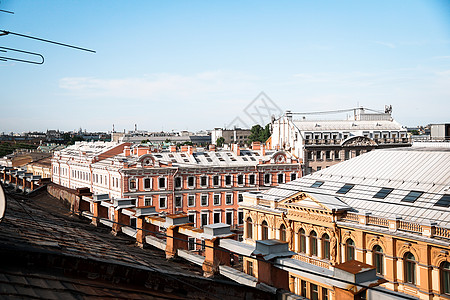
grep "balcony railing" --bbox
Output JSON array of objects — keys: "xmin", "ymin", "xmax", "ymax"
[{"xmin": 292, "ymin": 253, "xmax": 331, "ymax": 269}]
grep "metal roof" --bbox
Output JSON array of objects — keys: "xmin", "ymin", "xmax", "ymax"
[{"xmin": 292, "ymin": 119, "xmax": 404, "ymax": 132}]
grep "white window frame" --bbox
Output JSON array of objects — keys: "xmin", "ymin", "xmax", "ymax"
[
  {"xmin": 213, "ymin": 210, "xmax": 221, "ymax": 224},
  {"xmin": 158, "ymin": 176, "xmax": 167, "ymax": 190},
  {"xmin": 188, "ymin": 194, "xmax": 196, "ymax": 207},
  {"xmin": 212, "ymin": 175, "xmax": 220, "ymax": 187},
  {"xmin": 174, "ymin": 176, "xmax": 182, "ymax": 189},
  {"xmin": 225, "ymin": 193, "xmax": 233, "ymax": 205},
  {"xmin": 238, "ymin": 192, "xmax": 243, "ymax": 202},
  {"xmin": 213, "ymin": 193, "xmax": 221, "ymax": 206},
  {"xmin": 248, "ymin": 173, "xmax": 256, "ymax": 186},
  {"xmin": 200, "ymin": 211, "xmax": 209, "ymax": 227},
  {"xmin": 129, "ymin": 177, "xmax": 137, "ymax": 191},
  {"xmin": 188, "ymin": 211, "xmax": 196, "ymax": 227},
  {"xmin": 159, "ymin": 196, "xmax": 167, "ymax": 209},
  {"xmin": 290, "ymin": 172, "xmax": 297, "ymax": 181},
  {"xmin": 144, "ymin": 196, "xmax": 152, "ymax": 206},
  {"xmin": 237, "ymin": 174, "xmax": 245, "ymax": 186},
  {"xmin": 277, "ymin": 173, "xmax": 285, "ymax": 184},
  {"xmin": 201, "ymin": 194, "xmax": 208, "ymax": 206},
  {"xmin": 238, "ymin": 209, "xmax": 244, "ymax": 225},
  {"xmin": 143, "ymin": 177, "xmax": 152, "ymax": 191},
  {"xmin": 187, "ymin": 176, "xmax": 196, "ymax": 189},
  {"xmin": 224, "ymin": 175, "xmax": 233, "ymax": 187},
  {"xmin": 225, "ymin": 210, "xmax": 234, "ymax": 225},
  {"xmin": 264, "ymin": 173, "xmax": 272, "ymax": 186},
  {"xmin": 175, "ymin": 195, "xmax": 182, "ymax": 208},
  {"xmin": 200, "ymin": 175, "xmax": 208, "ymax": 188}
]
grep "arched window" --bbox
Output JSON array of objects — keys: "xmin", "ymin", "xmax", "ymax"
[
  {"xmin": 346, "ymin": 239, "xmax": 355, "ymax": 261},
  {"xmin": 246, "ymin": 217, "xmax": 253, "ymax": 239},
  {"xmin": 322, "ymin": 233, "xmax": 330, "ymax": 260},
  {"xmin": 261, "ymin": 221, "xmax": 269, "ymax": 240},
  {"xmin": 310, "ymin": 231, "xmax": 318, "ymax": 256},
  {"xmin": 280, "ymin": 224, "xmax": 287, "ymax": 242},
  {"xmin": 404, "ymin": 252, "xmax": 416, "ymax": 285},
  {"xmin": 441, "ymin": 261, "xmax": 450, "ymax": 294},
  {"xmin": 373, "ymin": 245, "xmax": 384, "ymax": 275},
  {"xmin": 298, "ymin": 228, "xmax": 306, "ymax": 253}
]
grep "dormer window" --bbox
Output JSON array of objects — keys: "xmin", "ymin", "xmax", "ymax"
[{"xmin": 373, "ymin": 187, "xmax": 393, "ymax": 199}]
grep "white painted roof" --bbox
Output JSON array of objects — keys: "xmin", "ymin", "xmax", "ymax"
[
  {"xmin": 292, "ymin": 119, "xmax": 404, "ymax": 132},
  {"xmin": 263, "ymin": 147, "xmax": 450, "ymax": 227}
]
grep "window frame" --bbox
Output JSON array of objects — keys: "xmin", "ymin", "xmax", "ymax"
[{"xmin": 159, "ymin": 196, "xmax": 167, "ymax": 209}]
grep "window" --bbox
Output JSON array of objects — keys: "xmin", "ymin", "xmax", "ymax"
[
  {"xmin": 226, "ymin": 211, "xmax": 233, "ymax": 225},
  {"xmin": 201, "ymin": 194, "xmax": 208, "ymax": 206},
  {"xmin": 247, "ymin": 260, "xmax": 254, "ymax": 276},
  {"xmin": 311, "ymin": 181, "xmax": 324, "ymax": 188},
  {"xmin": 404, "ymin": 252, "xmax": 416, "ymax": 284},
  {"xmin": 213, "ymin": 175, "xmax": 220, "ymax": 186},
  {"xmin": 213, "ymin": 194, "xmax": 220, "ymax": 205},
  {"xmin": 249, "ymin": 174, "xmax": 256, "ymax": 185},
  {"xmin": 237, "ymin": 174, "xmax": 244, "ymax": 185},
  {"xmin": 399, "ymin": 190, "xmax": 423, "ymax": 203},
  {"xmin": 200, "ymin": 176, "xmax": 208, "ymax": 187},
  {"xmin": 316, "ymin": 151, "xmax": 322, "ymax": 160},
  {"xmin": 310, "ymin": 231, "xmax": 318, "ymax": 256},
  {"xmin": 334, "ymin": 150, "xmax": 340, "ymax": 159},
  {"xmin": 246, "ymin": 217, "xmax": 253, "ymax": 239},
  {"xmin": 356, "ymin": 150, "xmax": 361, "ymax": 156},
  {"xmin": 159, "ymin": 196, "xmax": 167, "ymax": 209},
  {"xmin": 301, "ymin": 280, "xmax": 307, "ymax": 297},
  {"xmin": 144, "ymin": 178, "xmax": 151, "ymax": 190},
  {"xmin": 374, "ymin": 187, "xmax": 393, "ymax": 199},
  {"xmin": 159, "ymin": 177, "xmax": 166, "ymax": 189},
  {"xmin": 322, "ymin": 287, "xmax": 329, "ymax": 300},
  {"xmin": 174, "ymin": 177, "xmax": 181, "ymax": 188},
  {"xmin": 277, "ymin": 173, "xmax": 284, "ymax": 184},
  {"xmin": 187, "ymin": 176, "xmax": 195, "ymax": 188},
  {"xmin": 188, "ymin": 238, "xmax": 195, "ymax": 251},
  {"xmin": 264, "ymin": 174, "xmax": 271, "ymax": 185},
  {"xmin": 201, "ymin": 212, "xmax": 209, "ymax": 227},
  {"xmin": 290, "ymin": 173, "xmax": 297, "ymax": 181},
  {"xmin": 441, "ymin": 261, "xmax": 450, "ymax": 295},
  {"xmin": 310, "ymin": 283, "xmax": 319, "ymax": 300},
  {"xmin": 129, "ymin": 178, "xmax": 137, "ymax": 190},
  {"xmin": 238, "ymin": 210, "xmax": 243, "ymax": 225},
  {"xmin": 262, "ymin": 221, "xmax": 269, "ymax": 240},
  {"xmin": 307, "ymin": 151, "xmax": 313, "ymax": 160},
  {"xmin": 337, "ymin": 184, "xmax": 354, "ymax": 194},
  {"xmin": 144, "ymin": 197, "xmax": 152, "ymax": 206},
  {"xmin": 225, "ymin": 175, "xmax": 232, "ymax": 186},
  {"xmin": 225, "ymin": 193, "xmax": 233, "ymax": 205},
  {"xmin": 238, "ymin": 193, "xmax": 243, "ymax": 202},
  {"xmin": 326, "ymin": 150, "xmax": 331, "ymax": 160},
  {"xmin": 188, "ymin": 195, "xmax": 195, "ymax": 207},
  {"xmin": 298, "ymin": 229, "xmax": 306, "ymax": 253},
  {"xmin": 373, "ymin": 245, "xmax": 384, "ymax": 275},
  {"xmin": 435, "ymin": 194, "xmax": 450, "ymax": 207},
  {"xmin": 322, "ymin": 233, "xmax": 330, "ymax": 260},
  {"xmin": 188, "ymin": 213, "xmax": 196, "ymax": 226},
  {"xmin": 346, "ymin": 239, "xmax": 355, "ymax": 261},
  {"xmin": 175, "ymin": 196, "xmax": 182, "ymax": 208},
  {"xmin": 345, "ymin": 150, "xmax": 350, "ymax": 160},
  {"xmin": 279, "ymin": 224, "xmax": 287, "ymax": 242},
  {"xmin": 213, "ymin": 211, "xmax": 221, "ymax": 223}
]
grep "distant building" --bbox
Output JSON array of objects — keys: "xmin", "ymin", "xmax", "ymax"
[
  {"xmin": 116, "ymin": 130, "xmax": 211, "ymax": 146},
  {"xmin": 241, "ymin": 146, "xmax": 450, "ymax": 299},
  {"xmin": 26, "ymin": 157, "xmax": 52, "ymax": 178},
  {"xmin": 51, "ymin": 141, "xmax": 301, "ymax": 231},
  {"xmin": 269, "ymin": 107, "xmax": 411, "ymax": 175},
  {"xmin": 0, "ymin": 150, "xmax": 51, "ymax": 168},
  {"xmin": 211, "ymin": 128, "xmax": 251, "ymax": 146},
  {"xmin": 431, "ymin": 124, "xmax": 450, "ymax": 141}
]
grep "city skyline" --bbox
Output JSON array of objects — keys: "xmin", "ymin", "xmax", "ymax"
[{"xmin": 1, "ymin": 0, "xmax": 449, "ymax": 133}]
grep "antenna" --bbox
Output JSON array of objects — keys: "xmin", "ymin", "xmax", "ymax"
[{"xmin": 0, "ymin": 46, "xmax": 44, "ymax": 64}]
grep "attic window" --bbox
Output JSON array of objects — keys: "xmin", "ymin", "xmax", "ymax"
[
  {"xmin": 373, "ymin": 187, "xmax": 393, "ymax": 199},
  {"xmin": 311, "ymin": 181, "xmax": 324, "ymax": 188},
  {"xmin": 402, "ymin": 191, "xmax": 423, "ymax": 203},
  {"xmin": 435, "ymin": 194, "xmax": 450, "ymax": 207},
  {"xmin": 336, "ymin": 184, "xmax": 354, "ymax": 194}
]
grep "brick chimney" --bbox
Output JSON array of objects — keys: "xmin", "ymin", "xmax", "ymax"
[
  {"xmin": 180, "ymin": 145, "xmax": 189, "ymax": 153},
  {"xmin": 261, "ymin": 144, "xmax": 266, "ymax": 156},
  {"xmin": 187, "ymin": 146, "xmax": 194, "ymax": 155},
  {"xmin": 170, "ymin": 145, "xmax": 177, "ymax": 152},
  {"xmin": 137, "ymin": 146, "xmax": 149, "ymax": 156},
  {"xmin": 232, "ymin": 144, "xmax": 240, "ymax": 156},
  {"xmin": 209, "ymin": 144, "xmax": 216, "ymax": 151},
  {"xmin": 124, "ymin": 146, "xmax": 131, "ymax": 156},
  {"xmin": 252, "ymin": 142, "xmax": 261, "ymax": 150}
]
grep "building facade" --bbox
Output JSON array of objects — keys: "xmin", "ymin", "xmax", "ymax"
[
  {"xmin": 51, "ymin": 142, "xmax": 301, "ymax": 230},
  {"xmin": 241, "ymin": 147, "xmax": 450, "ymax": 299},
  {"xmin": 211, "ymin": 128, "xmax": 252, "ymax": 146},
  {"xmin": 269, "ymin": 107, "xmax": 411, "ymax": 175}
]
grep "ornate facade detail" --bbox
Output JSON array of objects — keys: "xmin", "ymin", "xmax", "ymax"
[
  {"xmin": 431, "ymin": 248, "xmax": 450, "ymax": 267},
  {"xmin": 342, "ymin": 136, "xmax": 377, "ymax": 147},
  {"xmin": 397, "ymin": 243, "xmax": 420, "ymax": 261}
]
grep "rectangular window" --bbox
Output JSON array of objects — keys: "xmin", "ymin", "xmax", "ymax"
[
  {"xmin": 144, "ymin": 197, "xmax": 152, "ymax": 206},
  {"xmin": 187, "ymin": 176, "xmax": 195, "ymax": 188},
  {"xmin": 159, "ymin": 196, "xmax": 167, "ymax": 209},
  {"xmin": 316, "ymin": 151, "xmax": 322, "ymax": 160},
  {"xmin": 307, "ymin": 151, "xmax": 313, "ymax": 160},
  {"xmin": 213, "ymin": 211, "xmax": 221, "ymax": 223},
  {"xmin": 159, "ymin": 177, "xmax": 166, "ymax": 189},
  {"xmin": 226, "ymin": 211, "xmax": 233, "ymax": 225},
  {"xmin": 435, "ymin": 194, "xmax": 450, "ymax": 207},
  {"xmin": 144, "ymin": 178, "xmax": 151, "ymax": 189},
  {"xmin": 175, "ymin": 177, "xmax": 181, "ymax": 188},
  {"xmin": 249, "ymin": 174, "xmax": 256, "ymax": 185},
  {"xmin": 225, "ymin": 194, "xmax": 233, "ymax": 205},
  {"xmin": 290, "ymin": 173, "xmax": 297, "ymax": 181},
  {"xmin": 175, "ymin": 196, "xmax": 182, "ymax": 208},
  {"xmin": 237, "ymin": 174, "xmax": 244, "ymax": 185},
  {"xmin": 200, "ymin": 176, "xmax": 208, "ymax": 187},
  {"xmin": 316, "ymin": 166, "xmax": 322, "ymax": 171},
  {"xmin": 345, "ymin": 150, "xmax": 350, "ymax": 160},
  {"xmin": 188, "ymin": 238, "xmax": 195, "ymax": 251},
  {"xmin": 301, "ymin": 280, "xmax": 307, "ymax": 297},
  {"xmin": 225, "ymin": 175, "xmax": 232, "ymax": 186},
  {"xmin": 238, "ymin": 193, "xmax": 243, "ymax": 202},
  {"xmin": 335, "ymin": 150, "xmax": 340, "ymax": 159},
  {"xmin": 247, "ymin": 261, "xmax": 254, "ymax": 276},
  {"xmin": 277, "ymin": 173, "xmax": 284, "ymax": 184},
  {"xmin": 213, "ymin": 175, "xmax": 220, "ymax": 186},
  {"xmin": 188, "ymin": 213, "xmax": 196, "ymax": 226},
  {"xmin": 201, "ymin": 212, "xmax": 208, "ymax": 227},
  {"xmin": 238, "ymin": 210, "xmax": 243, "ymax": 225},
  {"xmin": 337, "ymin": 184, "xmax": 354, "ymax": 194},
  {"xmin": 322, "ymin": 287, "xmax": 329, "ymax": 300},
  {"xmin": 311, "ymin": 181, "xmax": 324, "ymax": 188},
  {"xmin": 129, "ymin": 178, "xmax": 136, "ymax": 190},
  {"xmin": 373, "ymin": 187, "xmax": 393, "ymax": 199},
  {"xmin": 201, "ymin": 194, "xmax": 208, "ymax": 206},
  {"xmin": 264, "ymin": 174, "xmax": 271, "ymax": 185},
  {"xmin": 188, "ymin": 195, "xmax": 195, "ymax": 207},
  {"xmin": 213, "ymin": 194, "xmax": 220, "ymax": 205},
  {"xmin": 310, "ymin": 283, "xmax": 319, "ymax": 300},
  {"xmin": 402, "ymin": 191, "xmax": 423, "ymax": 203},
  {"xmin": 326, "ymin": 150, "xmax": 331, "ymax": 160}
]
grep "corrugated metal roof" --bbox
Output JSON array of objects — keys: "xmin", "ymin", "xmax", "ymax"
[{"xmin": 292, "ymin": 119, "xmax": 404, "ymax": 131}]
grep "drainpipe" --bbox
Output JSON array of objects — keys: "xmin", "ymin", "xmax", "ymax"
[{"xmin": 172, "ymin": 167, "xmax": 179, "ymax": 214}]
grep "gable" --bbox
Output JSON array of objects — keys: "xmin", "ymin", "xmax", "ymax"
[{"xmin": 280, "ymin": 191, "xmax": 330, "ymax": 211}]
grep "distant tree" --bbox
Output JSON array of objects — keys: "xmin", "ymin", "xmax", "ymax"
[
  {"xmin": 248, "ymin": 124, "xmax": 271, "ymax": 143},
  {"xmin": 164, "ymin": 138, "xmax": 171, "ymax": 144},
  {"xmin": 410, "ymin": 130, "xmax": 419, "ymax": 135},
  {"xmin": 216, "ymin": 137, "xmax": 225, "ymax": 147}
]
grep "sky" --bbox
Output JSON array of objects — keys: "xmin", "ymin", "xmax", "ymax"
[{"xmin": 0, "ymin": 0, "xmax": 449, "ymax": 133}]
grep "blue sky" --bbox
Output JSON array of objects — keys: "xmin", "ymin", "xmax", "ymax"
[{"xmin": 1, "ymin": 0, "xmax": 449, "ymax": 133}]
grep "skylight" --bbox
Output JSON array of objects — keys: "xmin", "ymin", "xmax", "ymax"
[
  {"xmin": 373, "ymin": 188, "xmax": 394, "ymax": 199},
  {"xmin": 336, "ymin": 184, "xmax": 354, "ymax": 194},
  {"xmin": 310, "ymin": 181, "xmax": 324, "ymax": 188},
  {"xmin": 435, "ymin": 194, "xmax": 450, "ymax": 207},
  {"xmin": 401, "ymin": 191, "xmax": 423, "ymax": 203}
]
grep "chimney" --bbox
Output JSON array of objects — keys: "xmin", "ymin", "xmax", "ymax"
[
  {"xmin": 232, "ymin": 144, "xmax": 240, "ymax": 156},
  {"xmin": 124, "ymin": 146, "xmax": 131, "ymax": 156},
  {"xmin": 261, "ymin": 144, "xmax": 266, "ymax": 156},
  {"xmin": 170, "ymin": 145, "xmax": 177, "ymax": 152},
  {"xmin": 252, "ymin": 141, "xmax": 261, "ymax": 150},
  {"xmin": 137, "ymin": 146, "xmax": 149, "ymax": 156},
  {"xmin": 188, "ymin": 146, "xmax": 194, "ymax": 155},
  {"xmin": 181, "ymin": 145, "xmax": 189, "ymax": 153},
  {"xmin": 209, "ymin": 144, "xmax": 216, "ymax": 151}
]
